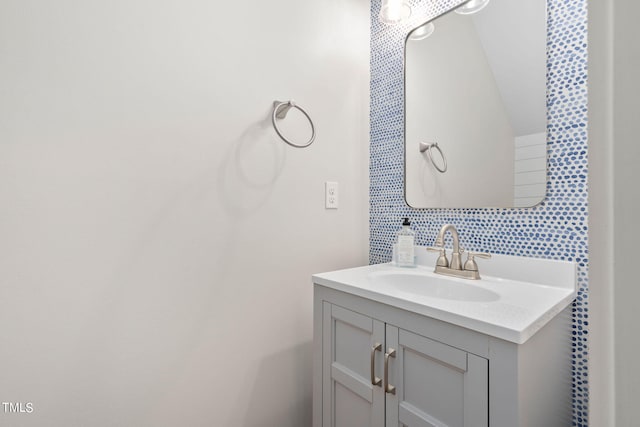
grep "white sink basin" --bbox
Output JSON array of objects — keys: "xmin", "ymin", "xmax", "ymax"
[
  {"xmin": 368, "ymin": 270, "xmax": 500, "ymax": 302},
  {"xmin": 312, "ymin": 249, "xmax": 577, "ymax": 344}
]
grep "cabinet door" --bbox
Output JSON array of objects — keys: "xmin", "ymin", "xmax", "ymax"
[
  {"xmin": 322, "ymin": 303, "xmax": 385, "ymax": 427},
  {"xmin": 385, "ymin": 326, "xmax": 488, "ymax": 427}
]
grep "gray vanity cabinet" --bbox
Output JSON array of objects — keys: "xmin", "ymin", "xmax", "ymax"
[
  {"xmin": 320, "ymin": 301, "xmax": 488, "ymax": 427},
  {"xmin": 386, "ymin": 326, "xmax": 488, "ymax": 427},
  {"xmin": 321, "ymin": 303, "xmax": 385, "ymax": 427},
  {"xmin": 313, "ymin": 283, "xmax": 573, "ymax": 427}
]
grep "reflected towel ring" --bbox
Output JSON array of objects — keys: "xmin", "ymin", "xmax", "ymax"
[
  {"xmin": 419, "ymin": 141, "xmax": 448, "ymax": 173},
  {"xmin": 272, "ymin": 100, "xmax": 316, "ymax": 148}
]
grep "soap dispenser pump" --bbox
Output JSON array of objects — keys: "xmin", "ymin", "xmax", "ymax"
[{"xmin": 395, "ymin": 217, "xmax": 416, "ymax": 268}]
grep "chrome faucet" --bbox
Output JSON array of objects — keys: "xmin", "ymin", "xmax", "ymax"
[{"xmin": 427, "ymin": 224, "xmax": 491, "ymax": 280}]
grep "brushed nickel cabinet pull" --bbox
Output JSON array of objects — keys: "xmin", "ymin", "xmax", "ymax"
[
  {"xmin": 384, "ymin": 348, "xmax": 396, "ymax": 395},
  {"xmin": 371, "ymin": 343, "xmax": 382, "ymax": 386}
]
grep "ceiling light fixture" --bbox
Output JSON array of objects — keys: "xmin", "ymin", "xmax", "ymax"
[
  {"xmin": 379, "ymin": 0, "xmax": 412, "ymax": 24},
  {"xmin": 408, "ymin": 22, "xmax": 436, "ymax": 40},
  {"xmin": 454, "ymin": 0, "xmax": 491, "ymax": 15}
]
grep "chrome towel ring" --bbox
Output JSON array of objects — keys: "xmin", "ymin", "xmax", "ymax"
[
  {"xmin": 272, "ymin": 100, "xmax": 316, "ymax": 148},
  {"xmin": 419, "ymin": 141, "xmax": 448, "ymax": 173}
]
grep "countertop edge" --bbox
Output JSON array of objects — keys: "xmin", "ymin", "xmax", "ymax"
[{"xmin": 312, "ymin": 274, "xmax": 576, "ymax": 345}]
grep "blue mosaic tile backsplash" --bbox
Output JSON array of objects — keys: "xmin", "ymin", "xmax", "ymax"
[{"xmin": 369, "ymin": 0, "xmax": 589, "ymax": 424}]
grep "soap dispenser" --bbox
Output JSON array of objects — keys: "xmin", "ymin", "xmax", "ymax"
[{"xmin": 395, "ymin": 218, "xmax": 416, "ymax": 268}]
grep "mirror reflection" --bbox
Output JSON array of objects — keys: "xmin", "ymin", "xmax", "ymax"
[{"xmin": 405, "ymin": 0, "xmax": 547, "ymax": 208}]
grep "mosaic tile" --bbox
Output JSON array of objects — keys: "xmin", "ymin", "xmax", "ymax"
[{"xmin": 369, "ymin": 0, "xmax": 589, "ymax": 424}]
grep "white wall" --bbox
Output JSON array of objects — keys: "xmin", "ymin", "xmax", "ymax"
[
  {"xmin": 589, "ymin": 0, "xmax": 640, "ymax": 425},
  {"xmin": 405, "ymin": 11, "xmax": 514, "ymax": 208},
  {"xmin": 0, "ymin": 0, "xmax": 370, "ymax": 425},
  {"xmin": 471, "ymin": 0, "xmax": 547, "ymax": 137}
]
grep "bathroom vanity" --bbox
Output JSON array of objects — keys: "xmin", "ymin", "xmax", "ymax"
[{"xmin": 312, "ymin": 251, "xmax": 576, "ymax": 427}]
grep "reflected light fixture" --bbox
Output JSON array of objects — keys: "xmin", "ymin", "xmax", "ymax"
[
  {"xmin": 379, "ymin": 0, "xmax": 412, "ymax": 24},
  {"xmin": 408, "ymin": 22, "xmax": 435, "ymax": 40},
  {"xmin": 454, "ymin": 0, "xmax": 490, "ymax": 15}
]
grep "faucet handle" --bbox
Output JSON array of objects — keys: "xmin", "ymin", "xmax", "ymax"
[
  {"xmin": 463, "ymin": 251, "xmax": 491, "ymax": 272},
  {"xmin": 427, "ymin": 246, "xmax": 449, "ymax": 268},
  {"xmin": 469, "ymin": 251, "xmax": 491, "ymax": 259}
]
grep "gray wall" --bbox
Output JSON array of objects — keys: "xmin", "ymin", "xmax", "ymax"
[
  {"xmin": 589, "ymin": 0, "xmax": 640, "ymax": 424},
  {"xmin": 612, "ymin": 1, "xmax": 640, "ymax": 423}
]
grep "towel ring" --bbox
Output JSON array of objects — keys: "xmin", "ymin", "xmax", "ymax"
[
  {"xmin": 272, "ymin": 100, "xmax": 316, "ymax": 148},
  {"xmin": 419, "ymin": 141, "xmax": 448, "ymax": 173}
]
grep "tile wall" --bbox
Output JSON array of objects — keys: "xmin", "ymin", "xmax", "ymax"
[{"xmin": 369, "ymin": 0, "xmax": 589, "ymax": 424}]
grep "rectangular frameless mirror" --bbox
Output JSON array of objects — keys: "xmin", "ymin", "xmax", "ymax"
[{"xmin": 404, "ymin": 0, "xmax": 547, "ymax": 208}]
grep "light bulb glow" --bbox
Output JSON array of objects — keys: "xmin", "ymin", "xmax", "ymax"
[
  {"xmin": 379, "ymin": 0, "xmax": 412, "ymax": 24},
  {"xmin": 409, "ymin": 22, "xmax": 436, "ymax": 40},
  {"xmin": 454, "ymin": 0, "xmax": 491, "ymax": 15}
]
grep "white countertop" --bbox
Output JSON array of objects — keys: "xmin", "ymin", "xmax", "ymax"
[{"xmin": 312, "ymin": 251, "xmax": 576, "ymax": 344}]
